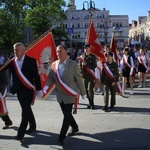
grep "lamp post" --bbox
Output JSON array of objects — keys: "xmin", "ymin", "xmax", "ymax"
[{"xmin": 82, "ymin": 0, "xmax": 95, "ymax": 18}]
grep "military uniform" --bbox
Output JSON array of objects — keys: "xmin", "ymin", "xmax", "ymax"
[
  {"xmin": 80, "ymin": 53, "xmax": 97, "ymax": 109},
  {"xmin": 101, "ymin": 58, "xmax": 119, "ymax": 111}
]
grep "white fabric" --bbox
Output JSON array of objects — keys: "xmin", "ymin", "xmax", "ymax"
[
  {"xmin": 16, "ymin": 55, "xmax": 25, "ymax": 69},
  {"xmin": 36, "ymin": 90, "xmax": 43, "ymax": 99}
]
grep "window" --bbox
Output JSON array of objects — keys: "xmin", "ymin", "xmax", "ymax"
[
  {"xmin": 72, "ymin": 32, "xmax": 80, "ymax": 39},
  {"xmin": 71, "ymin": 14, "xmax": 80, "ymax": 19},
  {"xmin": 112, "ymin": 22, "xmax": 122, "ymax": 28},
  {"xmin": 71, "ymin": 23, "xmax": 80, "ymax": 28},
  {"xmin": 84, "ymin": 23, "xmax": 89, "ymax": 28},
  {"xmin": 62, "ymin": 24, "xmax": 67, "ymax": 29}
]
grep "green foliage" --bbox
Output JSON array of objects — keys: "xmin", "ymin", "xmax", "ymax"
[
  {"xmin": 0, "ymin": 0, "xmax": 67, "ymax": 50},
  {"xmin": 24, "ymin": 0, "xmax": 67, "ymax": 38}
]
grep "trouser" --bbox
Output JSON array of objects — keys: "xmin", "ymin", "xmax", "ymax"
[
  {"xmin": 104, "ymin": 84, "xmax": 117, "ymax": 107},
  {"xmin": 84, "ymin": 79, "xmax": 95, "ymax": 107},
  {"xmin": 17, "ymin": 90, "xmax": 36, "ymax": 138},
  {"xmin": 59, "ymin": 102, "xmax": 78, "ymax": 141},
  {"xmin": 1, "ymin": 115, "xmax": 12, "ymax": 125}
]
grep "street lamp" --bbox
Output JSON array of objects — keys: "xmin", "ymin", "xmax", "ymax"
[{"xmin": 82, "ymin": 0, "xmax": 96, "ymax": 18}]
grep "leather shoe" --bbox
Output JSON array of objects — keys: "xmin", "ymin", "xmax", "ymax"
[
  {"xmin": 87, "ymin": 105, "xmax": 91, "ymax": 109},
  {"xmin": 67, "ymin": 128, "xmax": 79, "ymax": 136},
  {"xmin": 3, "ymin": 123, "xmax": 13, "ymax": 130},
  {"xmin": 102, "ymin": 106, "xmax": 108, "ymax": 112},
  {"xmin": 13, "ymin": 136, "xmax": 23, "ymax": 141},
  {"xmin": 25, "ymin": 128, "xmax": 36, "ymax": 134},
  {"xmin": 57, "ymin": 140, "xmax": 64, "ymax": 146}
]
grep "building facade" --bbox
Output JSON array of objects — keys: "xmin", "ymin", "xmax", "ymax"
[
  {"xmin": 129, "ymin": 11, "xmax": 150, "ymax": 49},
  {"xmin": 62, "ymin": 0, "xmax": 129, "ymax": 48}
]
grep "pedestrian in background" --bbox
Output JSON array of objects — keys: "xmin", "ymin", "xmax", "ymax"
[
  {"xmin": 0, "ymin": 63, "xmax": 13, "ymax": 129},
  {"xmin": 120, "ymin": 47, "xmax": 135, "ymax": 96},
  {"xmin": 137, "ymin": 48, "xmax": 150, "ymax": 87}
]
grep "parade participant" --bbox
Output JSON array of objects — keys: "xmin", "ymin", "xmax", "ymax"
[
  {"xmin": 44, "ymin": 45, "xmax": 86, "ymax": 146},
  {"xmin": 137, "ymin": 48, "xmax": 150, "ymax": 87},
  {"xmin": 79, "ymin": 43, "xmax": 97, "ymax": 109},
  {"xmin": 0, "ymin": 65, "xmax": 13, "ymax": 129},
  {"xmin": 94, "ymin": 58, "xmax": 102, "ymax": 94},
  {"xmin": 101, "ymin": 52, "xmax": 119, "ymax": 112},
  {"xmin": 120, "ymin": 47, "xmax": 135, "ymax": 96},
  {"xmin": 0, "ymin": 42, "xmax": 43, "ymax": 141}
]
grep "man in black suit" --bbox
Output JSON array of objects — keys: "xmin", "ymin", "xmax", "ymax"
[{"xmin": 0, "ymin": 42, "xmax": 43, "ymax": 141}]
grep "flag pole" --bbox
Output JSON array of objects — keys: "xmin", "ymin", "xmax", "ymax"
[
  {"xmin": 26, "ymin": 29, "xmax": 52, "ymax": 51},
  {"xmin": 110, "ymin": 27, "xmax": 115, "ymax": 51}
]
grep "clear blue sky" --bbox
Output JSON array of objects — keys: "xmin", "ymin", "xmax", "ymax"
[{"xmin": 66, "ymin": 0, "xmax": 150, "ymax": 23}]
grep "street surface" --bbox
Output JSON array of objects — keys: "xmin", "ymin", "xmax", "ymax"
[{"xmin": 0, "ymin": 75, "xmax": 150, "ymax": 150}]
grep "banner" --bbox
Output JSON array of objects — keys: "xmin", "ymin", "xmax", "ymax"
[
  {"xmin": 86, "ymin": 20, "xmax": 106, "ymax": 63},
  {"xmin": 110, "ymin": 36, "xmax": 118, "ymax": 63},
  {"xmin": 26, "ymin": 32, "xmax": 57, "ymax": 99}
]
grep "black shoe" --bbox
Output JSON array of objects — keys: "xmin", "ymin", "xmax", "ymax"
[
  {"xmin": 102, "ymin": 106, "xmax": 108, "ymax": 112},
  {"xmin": 87, "ymin": 105, "xmax": 91, "ymax": 109},
  {"xmin": 57, "ymin": 140, "xmax": 64, "ymax": 146},
  {"xmin": 3, "ymin": 122, "xmax": 13, "ymax": 130},
  {"xmin": 101, "ymin": 92, "xmax": 104, "ymax": 95},
  {"xmin": 67, "ymin": 128, "xmax": 79, "ymax": 136},
  {"xmin": 109, "ymin": 106, "xmax": 114, "ymax": 109},
  {"xmin": 25, "ymin": 128, "xmax": 36, "ymax": 134},
  {"xmin": 13, "ymin": 136, "xmax": 23, "ymax": 141},
  {"xmin": 92, "ymin": 106, "xmax": 95, "ymax": 110}
]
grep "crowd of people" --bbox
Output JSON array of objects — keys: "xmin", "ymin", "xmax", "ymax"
[{"xmin": 0, "ymin": 42, "xmax": 150, "ymax": 146}]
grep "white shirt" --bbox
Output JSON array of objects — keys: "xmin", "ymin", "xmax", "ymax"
[
  {"xmin": 58, "ymin": 59, "xmax": 67, "ymax": 78},
  {"xmin": 16, "ymin": 55, "xmax": 25, "ymax": 69}
]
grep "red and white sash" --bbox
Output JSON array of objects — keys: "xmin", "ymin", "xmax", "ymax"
[
  {"xmin": 53, "ymin": 60, "xmax": 77, "ymax": 97},
  {"xmin": 122, "ymin": 55, "xmax": 134, "ymax": 75},
  {"xmin": 13, "ymin": 59, "xmax": 36, "ymax": 101},
  {"xmin": 78, "ymin": 56, "xmax": 96, "ymax": 79},
  {"xmin": 138, "ymin": 56, "xmax": 148, "ymax": 70},
  {"xmin": 0, "ymin": 89, "xmax": 8, "ymax": 115},
  {"xmin": 103, "ymin": 63, "xmax": 122, "ymax": 94}
]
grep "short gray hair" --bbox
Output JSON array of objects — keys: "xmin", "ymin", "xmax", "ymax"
[{"xmin": 13, "ymin": 42, "xmax": 25, "ymax": 49}]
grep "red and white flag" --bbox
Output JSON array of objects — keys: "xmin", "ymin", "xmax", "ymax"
[
  {"xmin": 110, "ymin": 36, "xmax": 118, "ymax": 63},
  {"xmin": 86, "ymin": 20, "xmax": 106, "ymax": 63},
  {"xmin": 26, "ymin": 32, "xmax": 57, "ymax": 99}
]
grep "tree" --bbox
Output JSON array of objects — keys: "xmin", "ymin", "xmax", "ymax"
[
  {"xmin": 25, "ymin": 0, "xmax": 67, "ymax": 38},
  {"xmin": 0, "ymin": 0, "xmax": 26, "ymax": 50},
  {"xmin": 0, "ymin": 0, "xmax": 67, "ymax": 50}
]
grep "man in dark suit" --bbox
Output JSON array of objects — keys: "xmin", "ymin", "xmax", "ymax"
[
  {"xmin": 0, "ymin": 42, "xmax": 43, "ymax": 141},
  {"xmin": 45, "ymin": 45, "xmax": 86, "ymax": 146}
]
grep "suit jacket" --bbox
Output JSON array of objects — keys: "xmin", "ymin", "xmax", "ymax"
[
  {"xmin": 0, "ymin": 70, "xmax": 9, "ymax": 95},
  {"xmin": 6, "ymin": 55, "xmax": 42, "ymax": 96},
  {"xmin": 47, "ymin": 58, "xmax": 86, "ymax": 104}
]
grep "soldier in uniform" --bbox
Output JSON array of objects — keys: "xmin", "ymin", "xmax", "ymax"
[
  {"xmin": 101, "ymin": 52, "xmax": 119, "ymax": 112},
  {"xmin": 79, "ymin": 44, "xmax": 97, "ymax": 109}
]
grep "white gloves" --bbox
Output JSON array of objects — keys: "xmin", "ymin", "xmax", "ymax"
[
  {"xmin": 82, "ymin": 94, "xmax": 87, "ymax": 99},
  {"xmin": 36, "ymin": 90, "xmax": 43, "ymax": 99},
  {"xmin": 43, "ymin": 86, "xmax": 49, "ymax": 94}
]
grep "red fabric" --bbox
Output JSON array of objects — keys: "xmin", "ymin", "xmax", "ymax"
[
  {"xmin": 26, "ymin": 32, "xmax": 57, "ymax": 99},
  {"xmin": 110, "ymin": 36, "xmax": 118, "ymax": 63},
  {"xmin": 86, "ymin": 20, "xmax": 106, "ymax": 63}
]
